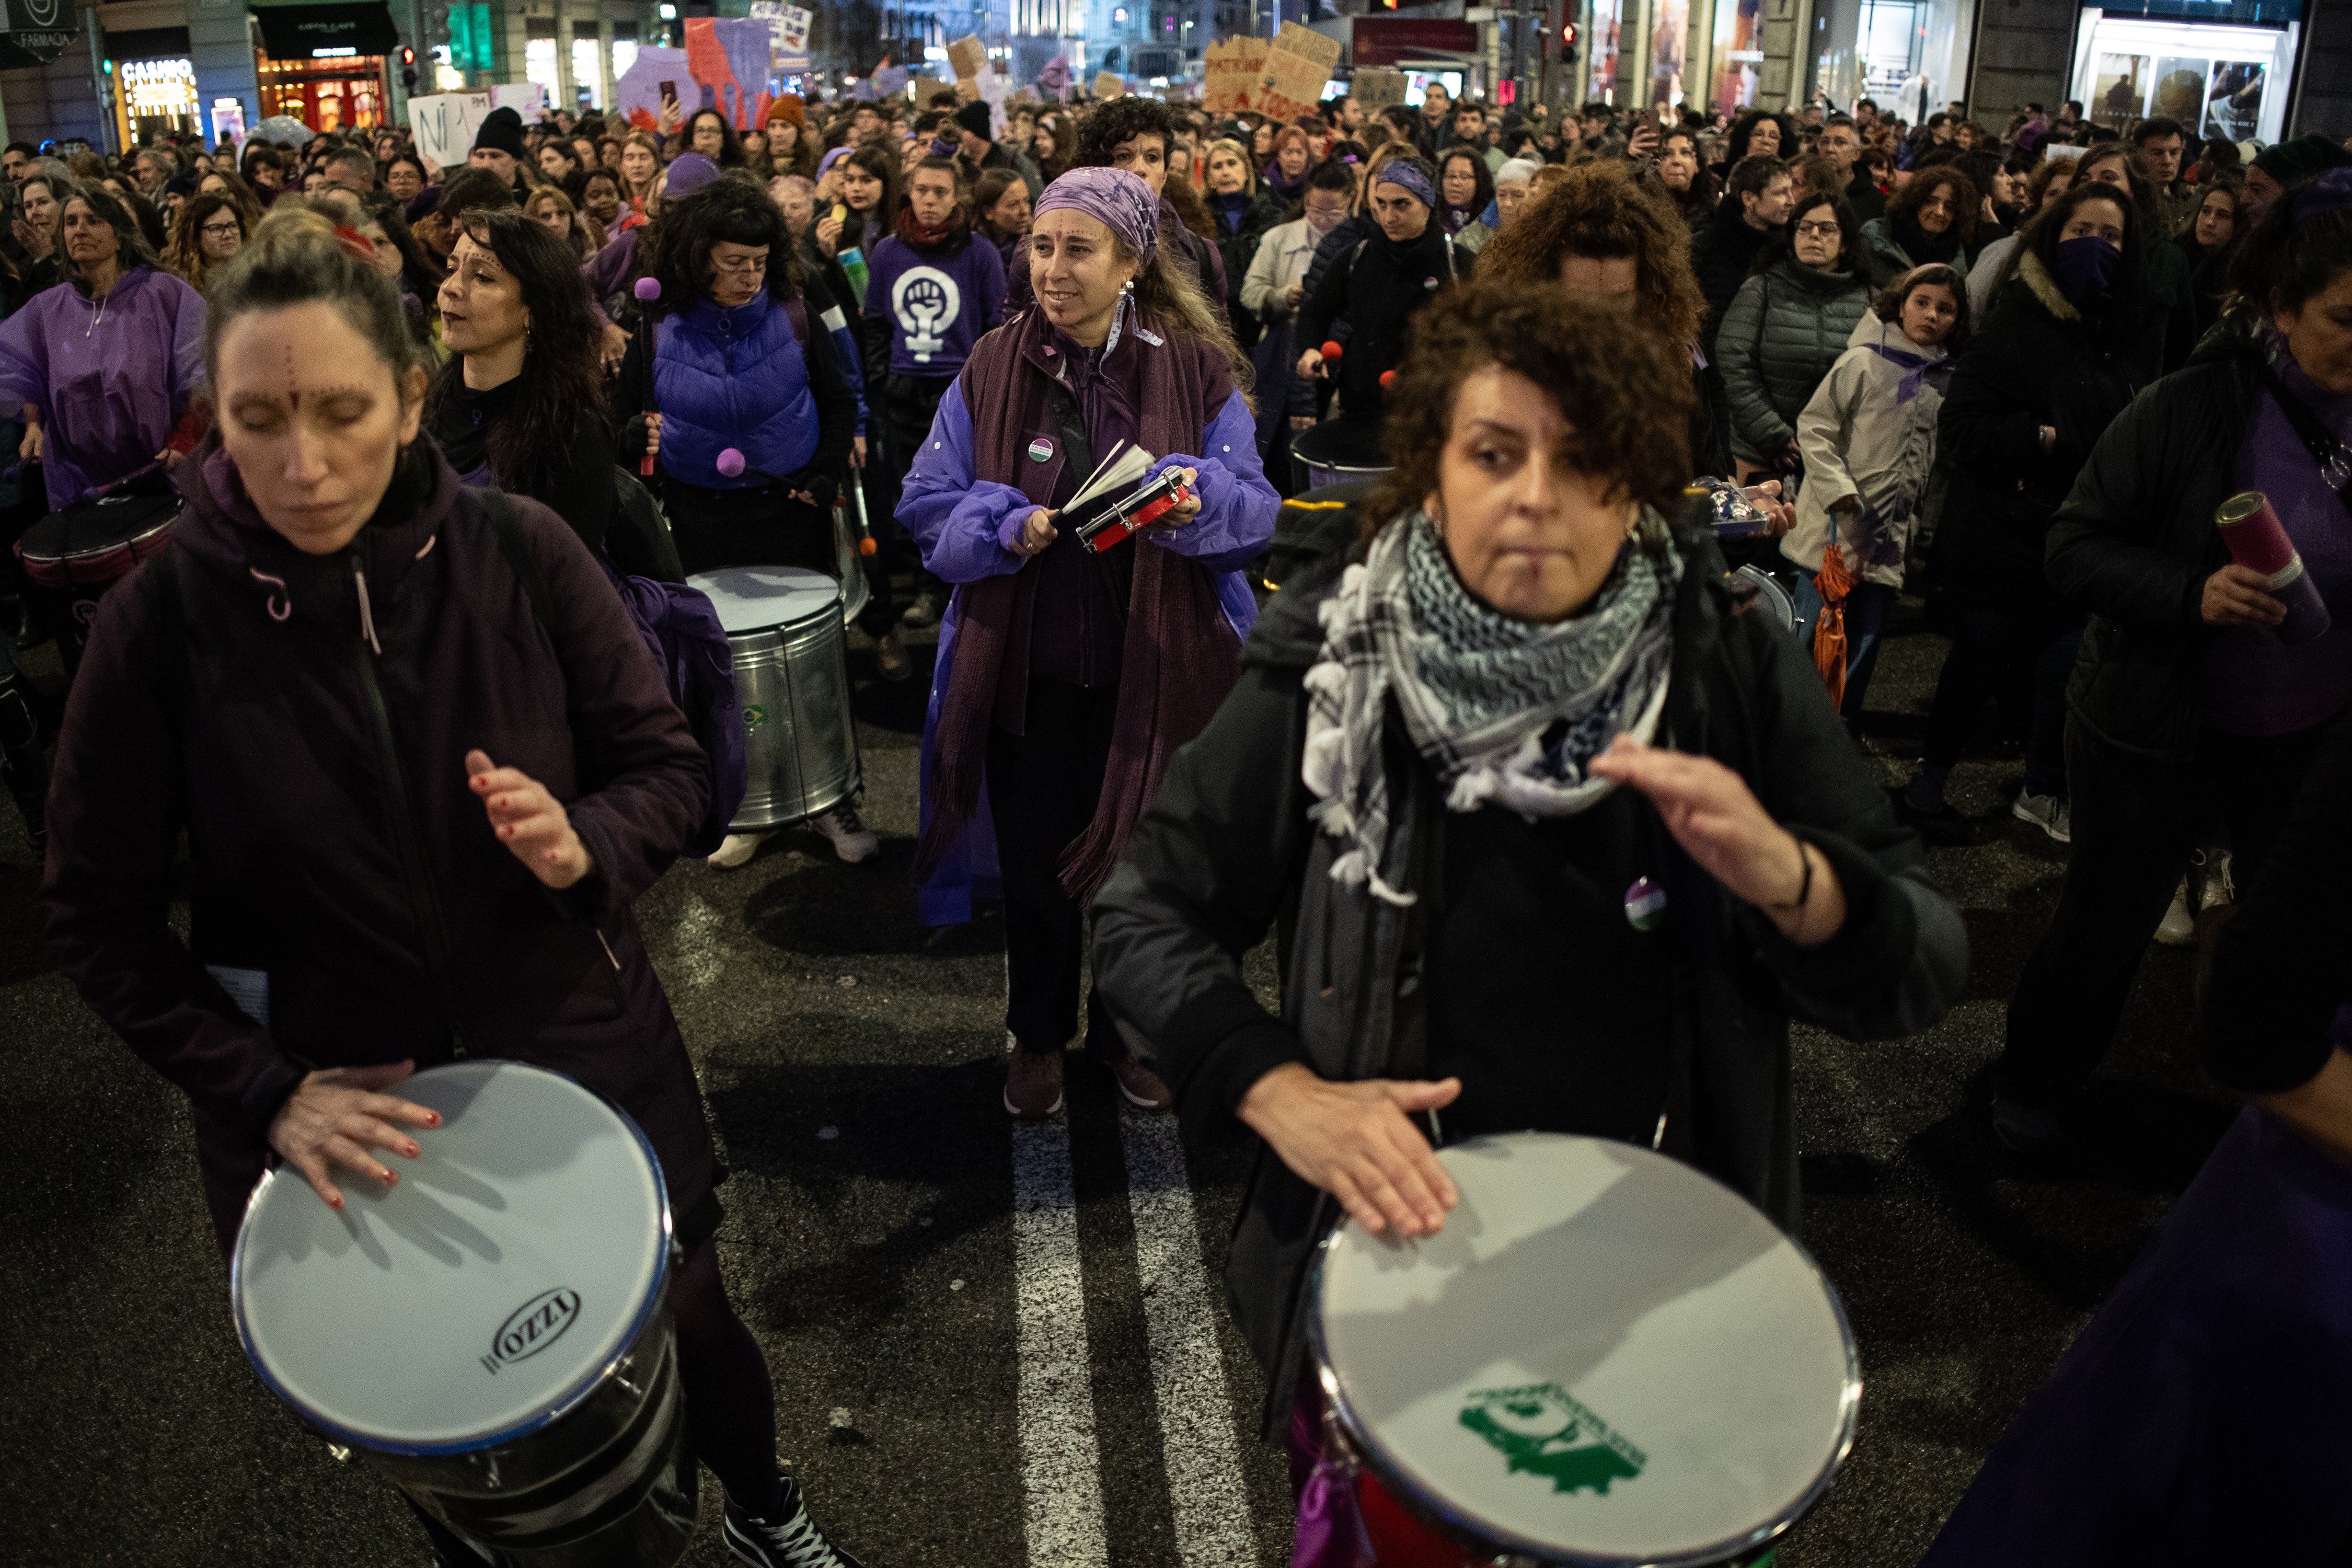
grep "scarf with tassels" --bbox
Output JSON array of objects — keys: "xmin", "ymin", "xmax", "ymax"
[
  {"xmin": 913, "ymin": 303, "xmax": 1240, "ymax": 905},
  {"xmin": 1301, "ymin": 513, "xmax": 1679, "ymax": 906}
]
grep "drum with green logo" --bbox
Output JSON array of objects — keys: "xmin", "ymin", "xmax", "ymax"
[{"xmin": 1309, "ymin": 1132, "xmax": 1859, "ymax": 1567}]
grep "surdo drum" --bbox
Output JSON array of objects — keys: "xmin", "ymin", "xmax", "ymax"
[
  {"xmin": 689, "ymin": 566, "xmax": 862, "ymax": 832},
  {"xmin": 1311, "ymin": 1132, "xmax": 1859, "ymax": 1567},
  {"xmin": 13, "ymin": 489, "xmax": 180, "ymax": 671},
  {"xmin": 232, "ymin": 1061, "xmax": 696, "ymax": 1567}
]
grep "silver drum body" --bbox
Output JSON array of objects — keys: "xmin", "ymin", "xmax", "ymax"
[
  {"xmin": 233, "ymin": 1062, "xmax": 695, "ymax": 1568},
  {"xmin": 691, "ymin": 566, "xmax": 862, "ymax": 831}
]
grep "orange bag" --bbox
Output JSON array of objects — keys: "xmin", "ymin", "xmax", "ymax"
[{"xmin": 1811, "ymin": 541, "xmax": 1853, "ymax": 709}]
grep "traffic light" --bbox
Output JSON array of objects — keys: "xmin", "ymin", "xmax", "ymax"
[
  {"xmin": 400, "ymin": 44, "xmax": 417, "ymax": 91},
  {"xmin": 424, "ymin": 2, "xmax": 452, "ymax": 50},
  {"xmin": 1559, "ymin": 18, "xmax": 1578, "ymax": 65}
]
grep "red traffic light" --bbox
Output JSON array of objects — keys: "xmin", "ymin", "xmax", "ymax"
[
  {"xmin": 1561, "ymin": 20, "xmax": 1578, "ymax": 44},
  {"xmin": 399, "ymin": 44, "xmax": 415, "ymax": 65}
]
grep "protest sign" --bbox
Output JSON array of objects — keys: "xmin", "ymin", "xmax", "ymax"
[
  {"xmin": 1351, "ymin": 65, "xmax": 1407, "ymax": 110},
  {"xmin": 1202, "ymin": 37, "xmax": 1264, "ymax": 114},
  {"xmin": 1255, "ymin": 21, "xmax": 1338, "ymax": 120},
  {"xmin": 1093, "ymin": 70, "xmax": 1125, "ymax": 99},
  {"xmin": 409, "ymin": 91, "xmax": 491, "ymax": 168},
  {"xmin": 947, "ymin": 33, "xmax": 988, "ymax": 82}
]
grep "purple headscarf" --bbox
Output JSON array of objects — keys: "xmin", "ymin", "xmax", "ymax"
[
  {"xmin": 816, "ymin": 145, "xmax": 854, "ymax": 179},
  {"xmin": 1032, "ymin": 166, "xmax": 1159, "ymax": 264},
  {"xmin": 1373, "ymin": 156, "xmax": 1438, "ymax": 210}
]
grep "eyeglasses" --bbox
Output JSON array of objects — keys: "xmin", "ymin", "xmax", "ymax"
[
  {"xmin": 711, "ymin": 254, "xmax": 769, "ymax": 276},
  {"xmin": 1793, "ymin": 220, "xmax": 1841, "ymax": 237},
  {"xmin": 200, "ymin": 221, "xmax": 241, "ymax": 237}
]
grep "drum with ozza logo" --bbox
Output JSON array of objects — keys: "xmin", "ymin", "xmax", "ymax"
[
  {"xmin": 14, "ymin": 488, "xmax": 181, "ymax": 673},
  {"xmin": 1311, "ymin": 1132, "xmax": 1859, "ymax": 1566},
  {"xmin": 688, "ymin": 565, "xmax": 862, "ymax": 832},
  {"xmin": 232, "ymin": 1060, "xmax": 696, "ymax": 1567}
]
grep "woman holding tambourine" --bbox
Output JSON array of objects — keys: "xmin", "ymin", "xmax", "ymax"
[
  {"xmin": 898, "ymin": 166, "xmax": 1280, "ymax": 1122},
  {"xmin": 1092, "ymin": 276, "xmax": 1966, "ymax": 1558}
]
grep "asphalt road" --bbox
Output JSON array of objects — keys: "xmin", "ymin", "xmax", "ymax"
[{"xmin": 0, "ymin": 588, "xmax": 2233, "ymax": 1568}]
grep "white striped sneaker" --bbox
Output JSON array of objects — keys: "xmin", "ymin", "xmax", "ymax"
[{"xmin": 723, "ymin": 1480, "xmax": 865, "ymax": 1568}]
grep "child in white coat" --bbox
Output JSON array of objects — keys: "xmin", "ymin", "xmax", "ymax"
[{"xmin": 1785, "ymin": 262, "xmax": 1970, "ymax": 719}]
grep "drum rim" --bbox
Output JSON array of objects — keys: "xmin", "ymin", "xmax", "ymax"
[
  {"xmin": 16, "ymin": 512, "xmax": 178, "ymax": 562},
  {"xmin": 228, "ymin": 1059, "xmax": 677, "ymax": 1458},
  {"xmin": 1306, "ymin": 1131, "xmax": 1861, "ymax": 1568}
]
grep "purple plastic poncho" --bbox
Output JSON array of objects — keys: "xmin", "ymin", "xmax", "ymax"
[{"xmin": 0, "ymin": 267, "xmax": 206, "ymax": 512}]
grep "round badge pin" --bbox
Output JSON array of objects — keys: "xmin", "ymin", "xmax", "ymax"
[
  {"xmin": 1623, "ymin": 876, "xmax": 1668, "ymax": 931},
  {"xmin": 1028, "ymin": 438, "xmax": 1055, "ymax": 463}
]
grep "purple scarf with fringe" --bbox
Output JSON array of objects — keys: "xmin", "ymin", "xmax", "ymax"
[{"xmin": 913, "ymin": 304, "xmax": 1241, "ymax": 904}]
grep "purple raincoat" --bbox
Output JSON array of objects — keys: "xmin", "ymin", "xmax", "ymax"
[{"xmin": 0, "ymin": 267, "xmax": 206, "ymax": 512}]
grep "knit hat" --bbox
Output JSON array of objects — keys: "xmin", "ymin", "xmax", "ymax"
[
  {"xmin": 955, "ymin": 100, "xmax": 993, "ymax": 141},
  {"xmin": 663, "ymin": 152, "xmax": 720, "ymax": 197},
  {"xmin": 817, "ymin": 145, "xmax": 854, "ymax": 179},
  {"xmin": 472, "ymin": 107, "xmax": 525, "ymax": 159},
  {"xmin": 2251, "ymin": 133, "xmax": 2352, "ymax": 188},
  {"xmin": 768, "ymin": 94, "xmax": 806, "ymax": 130}
]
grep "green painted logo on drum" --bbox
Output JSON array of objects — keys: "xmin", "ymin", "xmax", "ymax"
[
  {"xmin": 1459, "ymin": 1382, "xmax": 1646, "ymax": 1496},
  {"xmin": 743, "ymin": 704, "xmax": 768, "ymax": 732}
]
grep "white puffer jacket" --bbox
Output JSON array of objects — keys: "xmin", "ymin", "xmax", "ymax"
[{"xmin": 1779, "ymin": 310, "xmax": 1951, "ymax": 590}]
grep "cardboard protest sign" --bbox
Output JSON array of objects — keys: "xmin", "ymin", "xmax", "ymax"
[
  {"xmin": 1255, "ymin": 21, "xmax": 1338, "ymax": 120},
  {"xmin": 1351, "ymin": 65, "xmax": 1407, "ymax": 110},
  {"xmin": 947, "ymin": 33, "xmax": 988, "ymax": 82},
  {"xmin": 409, "ymin": 91, "xmax": 491, "ymax": 169},
  {"xmin": 1202, "ymin": 37, "xmax": 1264, "ymax": 114},
  {"xmin": 1093, "ymin": 71, "xmax": 1125, "ymax": 99}
]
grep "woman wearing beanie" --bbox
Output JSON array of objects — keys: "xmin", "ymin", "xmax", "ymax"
[
  {"xmin": 465, "ymin": 106, "xmax": 530, "ymax": 194},
  {"xmin": 899, "ymin": 166, "xmax": 1279, "ymax": 1120},
  {"xmin": 1295, "ymin": 155, "xmax": 1470, "ymax": 467}
]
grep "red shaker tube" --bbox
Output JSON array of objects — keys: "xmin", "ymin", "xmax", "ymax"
[{"xmin": 1076, "ymin": 471, "xmax": 1191, "ymax": 554}]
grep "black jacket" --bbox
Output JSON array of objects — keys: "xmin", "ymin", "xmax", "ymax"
[
  {"xmin": 2045, "ymin": 332, "xmax": 2264, "ymax": 760},
  {"xmin": 1210, "ymin": 189, "xmax": 1288, "ymax": 350},
  {"xmin": 1092, "ymin": 503, "xmax": 1968, "ymax": 1437},
  {"xmin": 1933, "ymin": 250, "xmax": 2144, "ymax": 610},
  {"xmin": 1298, "ymin": 224, "xmax": 1470, "ymax": 428},
  {"xmin": 1842, "ymin": 167, "xmax": 1887, "ymax": 224},
  {"xmin": 1692, "ymin": 200, "xmax": 1777, "ymax": 357},
  {"xmin": 2201, "ymin": 710, "xmax": 2352, "ymax": 1093}
]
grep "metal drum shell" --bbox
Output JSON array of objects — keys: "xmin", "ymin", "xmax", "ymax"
[
  {"xmin": 375, "ymin": 1307, "xmax": 697, "ymax": 1562},
  {"xmin": 718, "ymin": 590, "xmax": 861, "ymax": 831},
  {"xmin": 1307, "ymin": 1133, "xmax": 1860, "ymax": 1568},
  {"xmin": 1734, "ymin": 566, "xmax": 1797, "ymax": 635}
]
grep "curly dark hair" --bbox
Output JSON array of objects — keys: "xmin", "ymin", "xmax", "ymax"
[
  {"xmin": 1479, "ymin": 160, "xmax": 1708, "ymax": 349},
  {"xmin": 1869, "ymin": 260, "xmax": 1973, "ymax": 353},
  {"xmin": 645, "ymin": 170, "xmax": 805, "ymax": 319},
  {"xmin": 1885, "ymin": 164, "xmax": 1980, "ymax": 248},
  {"xmin": 685, "ymin": 109, "xmax": 748, "ymax": 169},
  {"xmin": 1436, "ymin": 142, "xmax": 1494, "ymax": 221},
  {"xmin": 1073, "ymin": 97, "xmax": 1183, "ymax": 171},
  {"xmin": 1367, "ymin": 277, "xmax": 1693, "ymax": 532},
  {"xmin": 1726, "ymin": 109, "xmax": 1795, "ymax": 166},
  {"xmin": 425, "ymin": 210, "xmax": 605, "ymax": 503}
]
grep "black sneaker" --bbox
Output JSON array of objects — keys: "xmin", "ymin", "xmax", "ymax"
[{"xmin": 723, "ymin": 1479, "xmax": 866, "ymax": 1568}]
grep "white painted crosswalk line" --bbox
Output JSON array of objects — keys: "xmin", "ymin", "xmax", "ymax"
[
  {"xmin": 1012, "ymin": 1117, "xmax": 1110, "ymax": 1567},
  {"xmin": 1120, "ymin": 1107, "xmax": 1262, "ymax": 1568}
]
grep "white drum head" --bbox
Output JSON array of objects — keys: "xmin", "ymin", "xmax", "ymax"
[
  {"xmin": 1313, "ymin": 1134, "xmax": 1858, "ymax": 1566},
  {"xmin": 690, "ymin": 566, "xmax": 841, "ymax": 634},
  {"xmin": 232, "ymin": 1061, "xmax": 672, "ymax": 1454}
]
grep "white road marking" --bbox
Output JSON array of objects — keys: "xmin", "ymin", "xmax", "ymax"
[
  {"xmin": 1120, "ymin": 1108, "xmax": 1261, "ymax": 1568},
  {"xmin": 1013, "ymin": 1117, "xmax": 1110, "ymax": 1566}
]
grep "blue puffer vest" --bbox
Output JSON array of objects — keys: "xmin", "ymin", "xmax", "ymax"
[{"xmin": 652, "ymin": 292, "xmax": 817, "ymax": 488}]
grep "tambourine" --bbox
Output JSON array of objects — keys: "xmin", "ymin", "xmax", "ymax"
[{"xmin": 1074, "ymin": 468, "xmax": 1192, "ymax": 555}]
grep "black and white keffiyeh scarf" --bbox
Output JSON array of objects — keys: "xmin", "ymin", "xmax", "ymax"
[{"xmin": 1301, "ymin": 512, "xmax": 1680, "ymax": 905}]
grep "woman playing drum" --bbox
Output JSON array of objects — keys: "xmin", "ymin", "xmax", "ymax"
[
  {"xmin": 37, "ymin": 210, "xmax": 862, "ymax": 1568},
  {"xmin": 900, "ymin": 165, "xmax": 1279, "ymax": 1120},
  {"xmin": 1092, "ymin": 277, "xmax": 1966, "ymax": 1559}
]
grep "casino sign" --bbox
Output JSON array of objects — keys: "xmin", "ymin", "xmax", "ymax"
[{"xmin": 0, "ymin": 0, "xmax": 79, "ymax": 68}]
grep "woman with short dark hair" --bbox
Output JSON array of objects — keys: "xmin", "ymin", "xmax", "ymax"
[
  {"xmin": 1859, "ymin": 165, "xmax": 1980, "ymax": 290},
  {"xmin": 1091, "ymin": 280, "xmax": 1963, "ymax": 1553}
]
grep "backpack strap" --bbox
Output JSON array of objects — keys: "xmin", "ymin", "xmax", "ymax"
[{"xmin": 478, "ymin": 487, "xmax": 555, "ymax": 639}]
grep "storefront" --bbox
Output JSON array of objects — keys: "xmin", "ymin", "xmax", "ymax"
[
  {"xmin": 105, "ymin": 27, "xmax": 202, "ymax": 147},
  {"xmin": 253, "ymin": 2, "xmax": 399, "ymax": 133},
  {"xmin": 2068, "ymin": 0, "xmax": 2300, "ymax": 144}
]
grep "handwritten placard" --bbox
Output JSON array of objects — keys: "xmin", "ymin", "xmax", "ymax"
[
  {"xmin": 1255, "ymin": 22, "xmax": 1339, "ymax": 121},
  {"xmin": 1351, "ymin": 66, "xmax": 1407, "ymax": 110},
  {"xmin": 409, "ymin": 90, "xmax": 493, "ymax": 168},
  {"xmin": 1202, "ymin": 38, "xmax": 1265, "ymax": 114},
  {"xmin": 947, "ymin": 33, "xmax": 988, "ymax": 83},
  {"xmin": 1093, "ymin": 71, "xmax": 1126, "ymax": 99}
]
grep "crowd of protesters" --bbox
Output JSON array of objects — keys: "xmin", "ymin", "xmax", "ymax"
[{"xmin": 0, "ymin": 68, "xmax": 2348, "ymax": 1568}]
